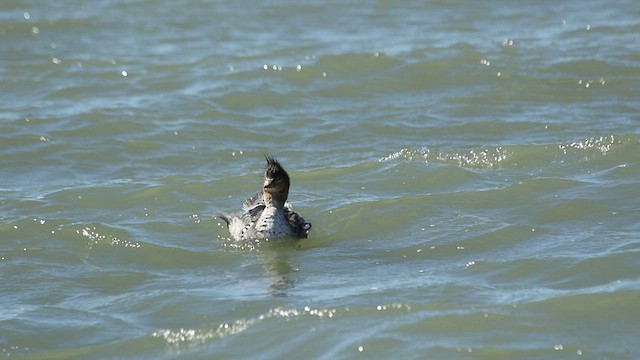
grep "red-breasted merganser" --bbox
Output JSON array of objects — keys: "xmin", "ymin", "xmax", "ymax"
[{"xmin": 218, "ymin": 157, "xmax": 311, "ymax": 241}]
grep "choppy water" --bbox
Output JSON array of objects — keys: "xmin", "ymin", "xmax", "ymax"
[{"xmin": 1, "ymin": 0, "xmax": 640, "ymax": 359}]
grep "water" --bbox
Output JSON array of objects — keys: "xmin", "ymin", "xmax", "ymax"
[{"xmin": 1, "ymin": 0, "xmax": 639, "ymax": 358}]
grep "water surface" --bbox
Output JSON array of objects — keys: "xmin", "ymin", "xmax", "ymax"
[{"xmin": 1, "ymin": 0, "xmax": 639, "ymax": 359}]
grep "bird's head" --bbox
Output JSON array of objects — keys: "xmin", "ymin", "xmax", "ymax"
[{"xmin": 263, "ymin": 156, "xmax": 290, "ymax": 203}]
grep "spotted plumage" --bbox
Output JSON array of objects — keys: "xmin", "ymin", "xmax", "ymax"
[{"xmin": 218, "ymin": 157, "xmax": 311, "ymax": 241}]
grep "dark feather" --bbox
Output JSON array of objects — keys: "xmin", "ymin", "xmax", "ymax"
[
  {"xmin": 216, "ymin": 213, "xmax": 231, "ymax": 226},
  {"xmin": 242, "ymin": 191, "xmax": 263, "ymax": 211},
  {"xmin": 284, "ymin": 208, "xmax": 312, "ymax": 238},
  {"xmin": 264, "ymin": 156, "xmax": 289, "ymax": 183}
]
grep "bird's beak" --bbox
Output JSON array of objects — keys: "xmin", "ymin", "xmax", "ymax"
[{"xmin": 263, "ymin": 177, "xmax": 274, "ymax": 189}]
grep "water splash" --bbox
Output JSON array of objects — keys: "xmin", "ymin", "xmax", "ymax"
[
  {"xmin": 379, "ymin": 135, "xmax": 626, "ymax": 169},
  {"xmin": 379, "ymin": 146, "xmax": 509, "ymax": 168},
  {"xmin": 78, "ymin": 226, "xmax": 140, "ymax": 249},
  {"xmin": 558, "ymin": 135, "xmax": 616, "ymax": 156},
  {"xmin": 152, "ymin": 305, "xmax": 341, "ymax": 347},
  {"xmin": 152, "ymin": 319, "xmax": 254, "ymax": 345}
]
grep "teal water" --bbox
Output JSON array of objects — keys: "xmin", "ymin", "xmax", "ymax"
[{"xmin": 1, "ymin": 1, "xmax": 639, "ymax": 359}]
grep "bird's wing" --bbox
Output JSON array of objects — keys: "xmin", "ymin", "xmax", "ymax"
[
  {"xmin": 242, "ymin": 192, "xmax": 264, "ymax": 211},
  {"xmin": 284, "ymin": 203, "xmax": 312, "ymax": 238}
]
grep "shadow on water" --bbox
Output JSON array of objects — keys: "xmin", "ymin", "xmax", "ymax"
[
  {"xmin": 218, "ymin": 231, "xmax": 303, "ymax": 297},
  {"xmin": 254, "ymin": 239, "xmax": 302, "ymax": 297},
  {"xmin": 257, "ymin": 248, "xmax": 296, "ymax": 297}
]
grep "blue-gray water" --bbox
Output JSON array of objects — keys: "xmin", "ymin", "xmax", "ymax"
[{"xmin": 1, "ymin": 1, "xmax": 639, "ymax": 359}]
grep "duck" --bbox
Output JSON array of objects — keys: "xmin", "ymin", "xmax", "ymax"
[{"xmin": 218, "ymin": 157, "xmax": 311, "ymax": 241}]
